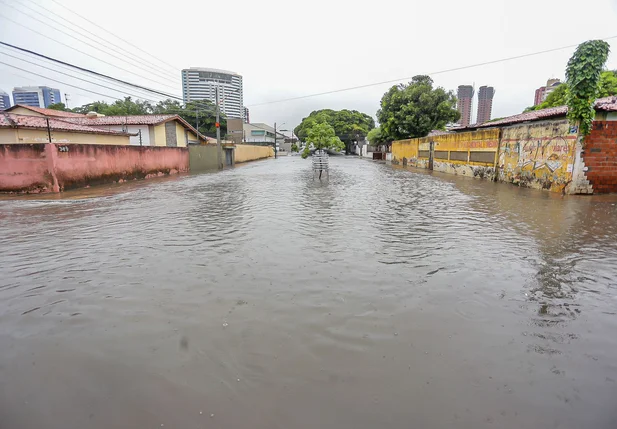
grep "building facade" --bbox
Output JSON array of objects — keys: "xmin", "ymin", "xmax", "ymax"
[
  {"xmin": 12, "ymin": 86, "xmax": 61, "ymax": 108},
  {"xmin": 0, "ymin": 90, "xmax": 11, "ymax": 110},
  {"xmin": 181, "ymin": 68, "xmax": 243, "ymax": 119},
  {"xmin": 457, "ymin": 85, "xmax": 474, "ymax": 127},
  {"xmin": 243, "ymin": 123, "xmax": 285, "ymax": 144},
  {"xmin": 476, "ymin": 86, "xmax": 495, "ymax": 124},
  {"xmin": 533, "ymin": 79, "xmax": 561, "ymax": 106}
]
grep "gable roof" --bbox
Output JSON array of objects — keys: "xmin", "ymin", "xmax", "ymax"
[
  {"xmin": 452, "ymin": 96, "xmax": 617, "ymax": 130},
  {"xmin": 0, "ymin": 112, "xmax": 132, "ymax": 136},
  {"xmin": 5, "ymin": 104, "xmax": 86, "ymax": 118},
  {"xmin": 62, "ymin": 114, "xmax": 207, "ymax": 140}
]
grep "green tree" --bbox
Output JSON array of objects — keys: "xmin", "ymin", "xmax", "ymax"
[
  {"xmin": 301, "ymin": 122, "xmax": 344, "ymax": 159},
  {"xmin": 566, "ymin": 40, "xmax": 611, "ymax": 136},
  {"xmin": 523, "ymin": 70, "xmax": 617, "ymax": 112},
  {"xmin": 152, "ymin": 99, "xmax": 224, "ymax": 137},
  {"xmin": 294, "ymin": 109, "xmax": 375, "ymax": 153},
  {"xmin": 366, "ymin": 126, "xmax": 385, "ymax": 145},
  {"xmin": 290, "ymin": 143, "xmax": 299, "ymax": 152},
  {"xmin": 377, "ymin": 75, "xmax": 459, "ymax": 141},
  {"xmin": 72, "ymin": 100, "xmax": 111, "ymax": 114},
  {"xmin": 47, "ymin": 102, "xmax": 69, "ymax": 111}
]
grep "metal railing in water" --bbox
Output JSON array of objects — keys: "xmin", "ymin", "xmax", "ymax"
[{"xmin": 312, "ymin": 150, "xmax": 329, "ymax": 180}]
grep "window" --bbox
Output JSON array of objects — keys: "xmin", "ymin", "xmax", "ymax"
[{"xmin": 251, "ymin": 130, "xmax": 265, "ymax": 136}]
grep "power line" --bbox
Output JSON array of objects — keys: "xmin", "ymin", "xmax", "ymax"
[
  {"xmin": 0, "ymin": 41, "xmax": 182, "ymax": 101},
  {"xmin": 0, "ymin": 10, "xmax": 180, "ymax": 91},
  {"xmin": 47, "ymin": 0, "xmax": 179, "ymax": 73},
  {"xmin": 247, "ymin": 35, "xmax": 617, "ymax": 107},
  {"xmin": 0, "ymin": 49, "xmax": 166, "ymax": 104},
  {"xmin": 0, "ymin": 46, "xmax": 173, "ymax": 102},
  {"xmin": 20, "ymin": 0, "xmax": 180, "ymax": 80}
]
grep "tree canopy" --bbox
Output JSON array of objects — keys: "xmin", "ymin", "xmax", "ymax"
[
  {"xmin": 524, "ymin": 70, "xmax": 617, "ymax": 112},
  {"xmin": 47, "ymin": 102, "xmax": 69, "ymax": 111},
  {"xmin": 70, "ymin": 97, "xmax": 226, "ymax": 137},
  {"xmin": 376, "ymin": 75, "xmax": 459, "ymax": 141},
  {"xmin": 294, "ymin": 109, "xmax": 375, "ymax": 146},
  {"xmin": 300, "ymin": 122, "xmax": 344, "ymax": 159},
  {"xmin": 366, "ymin": 126, "xmax": 386, "ymax": 145}
]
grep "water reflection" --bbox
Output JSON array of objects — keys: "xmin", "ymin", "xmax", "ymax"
[{"xmin": 1, "ymin": 157, "xmax": 617, "ymax": 429}]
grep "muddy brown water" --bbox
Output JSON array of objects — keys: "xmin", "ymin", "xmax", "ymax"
[{"xmin": 1, "ymin": 157, "xmax": 617, "ymax": 429}]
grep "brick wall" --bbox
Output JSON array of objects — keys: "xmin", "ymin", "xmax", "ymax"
[{"xmin": 583, "ymin": 121, "xmax": 617, "ymax": 193}]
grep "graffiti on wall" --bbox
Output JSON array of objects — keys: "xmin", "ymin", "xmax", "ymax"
[{"xmin": 500, "ymin": 136, "xmax": 572, "ymax": 173}]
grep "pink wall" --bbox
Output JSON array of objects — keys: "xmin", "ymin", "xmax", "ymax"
[{"xmin": 0, "ymin": 144, "xmax": 189, "ymax": 193}]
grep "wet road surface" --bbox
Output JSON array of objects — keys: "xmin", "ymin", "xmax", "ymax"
[{"xmin": 1, "ymin": 156, "xmax": 617, "ymax": 428}]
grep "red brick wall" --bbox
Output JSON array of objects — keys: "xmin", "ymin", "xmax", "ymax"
[{"xmin": 583, "ymin": 121, "xmax": 617, "ymax": 193}]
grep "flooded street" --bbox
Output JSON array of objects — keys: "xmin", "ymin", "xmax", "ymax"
[{"xmin": 1, "ymin": 156, "xmax": 617, "ymax": 429}]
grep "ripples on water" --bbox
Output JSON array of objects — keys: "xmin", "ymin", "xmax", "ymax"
[{"xmin": 1, "ymin": 157, "xmax": 617, "ymax": 429}]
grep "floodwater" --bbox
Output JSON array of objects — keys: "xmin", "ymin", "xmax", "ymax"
[{"xmin": 1, "ymin": 157, "xmax": 617, "ymax": 429}]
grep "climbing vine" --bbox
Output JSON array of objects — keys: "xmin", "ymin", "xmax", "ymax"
[{"xmin": 566, "ymin": 40, "xmax": 610, "ymax": 136}]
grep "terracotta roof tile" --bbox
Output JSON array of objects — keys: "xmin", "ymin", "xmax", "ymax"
[
  {"xmin": 0, "ymin": 112, "xmax": 131, "ymax": 136},
  {"xmin": 62, "ymin": 114, "xmax": 179, "ymax": 126},
  {"xmin": 6, "ymin": 104, "xmax": 86, "ymax": 118}
]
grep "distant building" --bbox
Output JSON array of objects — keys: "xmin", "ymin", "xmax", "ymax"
[
  {"xmin": 476, "ymin": 86, "xmax": 495, "ymax": 124},
  {"xmin": 533, "ymin": 78, "xmax": 561, "ymax": 106},
  {"xmin": 181, "ymin": 68, "xmax": 243, "ymax": 119},
  {"xmin": 0, "ymin": 90, "xmax": 11, "ymax": 110},
  {"xmin": 243, "ymin": 106, "xmax": 250, "ymax": 123},
  {"xmin": 457, "ymin": 85, "xmax": 474, "ymax": 127},
  {"xmin": 243, "ymin": 122, "xmax": 285, "ymax": 144},
  {"xmin": 12, "ymin": 86, "xmax": 61, "ymax": 108}
]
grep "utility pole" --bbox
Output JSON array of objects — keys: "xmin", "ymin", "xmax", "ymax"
[
  {"xmin": 64, "ymin": 93, "xmax": 70, "ymax": 109},
  {"xmin": 274, "ymin": 122, "xmax": 276, "ymax": 159},
  {"xmin": 216, "ymin": 86, "xmax": 222, "ymax": 169},
  {"xmin": 46, "ymin": 118, "xmax": 52, "ymax": 143}
]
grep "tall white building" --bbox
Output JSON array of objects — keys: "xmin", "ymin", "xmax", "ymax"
[{"xmin": 181, "ymin": 68, "xmax": 243, "ymax": 119}]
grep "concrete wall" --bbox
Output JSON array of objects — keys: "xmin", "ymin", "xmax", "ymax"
[
  {"xmin": 0, "ymin": 128, "xmax": 130, "ymax": 145},
  {"xmin": 97, "ymin": 124, "xmax": 152, "ymax": 146},
  {"xmin": 189, "ymin": 145, "xmax": 221, "ymax": 171},
  {"xmin": 391, "ymin": 120, "xmax": 593, "ymax": 193},
  {"xmin": 498, "ymin": 119, "xmax": 578, "ymax": 193},
  {"xmin": 0, "ymin": 143, "xmax": 188, "ymax": 193},
  {"xmin": 234, "ymin": 144, "xmax": 273, "ymax": 163}
]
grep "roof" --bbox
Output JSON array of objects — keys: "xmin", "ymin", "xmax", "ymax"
[
  {"xmin": 428, "ymin": 129, "xmax": 452, "ymax": 136},
  {"xmin": 62, "ymin": 114, "xmax": 207, "ymax": 140},
  {"xmin": 453, "ymin": 96, "xmax": 617, "ymax": 130},
  {"xmin": 5, "ymin": 104, "xmax": 86, "ymax": 118},
  {"xmin": 0, "ymin": 112, "xmax": 131, "ymax": 136},
  {"xmin": 183, "ymin": 67, "xmax": 241, "ymax": 76}
]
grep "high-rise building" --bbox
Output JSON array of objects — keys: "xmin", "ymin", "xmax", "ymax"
[
  {"xmin": 243, "ymin": 106, "xmax": 250, "ymax": 124},
  {"xmin": 0, "ymin": 90, "xmax": 11, "ymax": 110},
  {"xmin": 533, "ymin": 78, "xmax": 561, "ymax": 106},
  {"xmin": 12, "ymin": 86, "xmax": 61, "ymax": 108},
  {"xmin": 181, "ymin": 68, "xmax": 243, "ymax": 119},
  {"xmin": 476, "ymin": 86, "xmax": 495, "ymax": 124},
  {"xmin": 457, "ymin": 85, "xmax": 474, "ymax": 127}
]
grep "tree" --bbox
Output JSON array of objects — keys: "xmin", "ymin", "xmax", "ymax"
[
  {"xmin": 290, "ymin": 143, "xmax": 299, "ymax": 152},
  {"xmin": 294, "ymin": 109, "xmax": 375, "ymax": 153},
  {"xmin": 366, "ymin": 126, "xmax": 385, "ymax": 145},
  {"xmin": 47, "ymin": 102, "xmax": 69, "ymax": 111},
  {"xmin": 300, "ymin": 122, "xmax": 344, "ymax": 159},
  {"xmin": 377, "ymin": 75, "xmax": 459, "ymax": 141},
  {"xmin": 566, "ymin": 40, "xmax": 610, "ymax": 136},
  {"xmin": 523, "ymin": 70, "xmax": 617, "ymax": 112},
  {"xmin": 71, "ymin": 97, "xmax": 226, "ymax": 137}
]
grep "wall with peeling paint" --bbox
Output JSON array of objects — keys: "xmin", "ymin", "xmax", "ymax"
[
  {"xmin": 0, "ymin": 143, "xmax": 188, "ymax": 193},
  {"xmin": 498, "ymin": 119, "xmax": 578, "ymax": 193}
]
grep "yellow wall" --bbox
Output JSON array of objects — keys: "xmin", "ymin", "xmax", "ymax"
[
  {"xmin": 234, "ymin": 144, "xmax": 274, "ymax": 163},
  {"xmin": 1, "ymin": 128, "xmax": 130, "ymax": 145},
  {"xmin": 391, "ymin": 139, "xmax": 418, "ymax": 161},
  {"xmin": 9, "ymin": 107, "xmax": 44, "ymax": 116},
  {"xmin": 498, "ymin": 119, "xmax": 576, "ymax": 193},
  {"xmin": 176, "ymin": 122, "xmax": 187, "ymax": 147},
  {"xmin": 153, "ymin": 123, "xmax": 166, "ymax": 147},
  {"xmin": 0, "ymin": 129, "xmax": 18, "ymax": 144}
]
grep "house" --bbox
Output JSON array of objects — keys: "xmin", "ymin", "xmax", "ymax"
[
  {"xmin": 5, "ymin": 105, "xmax": 206, "ymax": 147},
  {"xmin": 0, "ymin": 111, "xmax": 131, "ymax": 145}
]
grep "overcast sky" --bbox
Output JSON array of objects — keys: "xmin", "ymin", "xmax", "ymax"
[{"xmin": 1, "ymin": 0, "xmax": 617, "ymax": 133}]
